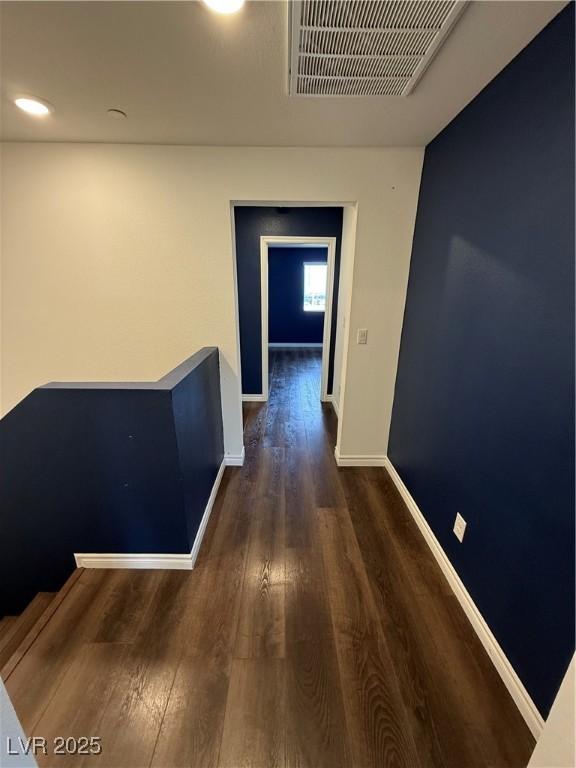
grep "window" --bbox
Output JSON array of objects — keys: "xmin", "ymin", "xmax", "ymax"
[{"xmin": 303, "ymin": 262, "xmax": 327, "ymax": 312}]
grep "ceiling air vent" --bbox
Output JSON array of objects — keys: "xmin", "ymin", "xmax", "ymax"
[{"xmin": 289, "ymin": 0, "xmax": 468, "ymax": 97}]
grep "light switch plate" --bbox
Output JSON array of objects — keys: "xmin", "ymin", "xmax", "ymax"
[{"xmin": 357, "ymin": 328, "xmax": 368, "ymax": 345}]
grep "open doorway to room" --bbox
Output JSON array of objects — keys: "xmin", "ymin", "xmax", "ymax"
[
  {"xmin": 232, "ymin": 205, "xmax": 349, "ymax": 418},
  {"xmin": 260, "ymin": 236, "xmax": 336, "ymax": 401}
]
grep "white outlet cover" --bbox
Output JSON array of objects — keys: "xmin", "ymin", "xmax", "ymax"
[
  {"xmin": 453, "ymin": 512, "xmax": 467, "ymax": 543},
  {"xmin": 357, "ymin": 328, "xmax": 368, "ymax": 344}
]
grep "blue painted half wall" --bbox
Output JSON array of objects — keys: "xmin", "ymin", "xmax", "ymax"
[
  {"xmin": 0, "ymin": 348, "xmax": 224, "ymax": 616},
  {"xmin": 388, "ymin": 5, "xmax": 575, "ymax": 717},
  {"xmin": 234, "ymin": 206, "xmax": 343, "ymax": 395}
]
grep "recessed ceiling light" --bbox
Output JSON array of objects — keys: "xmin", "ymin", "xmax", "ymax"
[
  {"xmin": 202, "ymin": 0, "xmax": 245, "ymax": 14},
  {"xmin": 14, "ymin": 96, "xmax": 52, "ymax": 116}
]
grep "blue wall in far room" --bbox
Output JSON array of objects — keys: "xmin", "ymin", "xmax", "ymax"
[
  {"xmin": 388, "ymin": 5, "xmax": 575, "ymax": 717},
  {"xmin": 268, "ymin": 247, "xmax": 327, "ymax": 345},
  {"xmin": 234, "ymin": 206, "xmax": 343, "ymax": 395}
]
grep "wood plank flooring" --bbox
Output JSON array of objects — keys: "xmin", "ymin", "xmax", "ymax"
[{"xmin": 4, "ymin": 349, "xmax": 535, "ymax": 767}]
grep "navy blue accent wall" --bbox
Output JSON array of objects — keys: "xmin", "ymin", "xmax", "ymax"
[
  {"xmin": 268, "ymin": 247, "xmax": 327, "ymax": 344},
  {"xmin": 388, "ymin": 6, "xmax": 575, "ymax": 716},
  {"xmin": 234, "ymin": 207, "xmax": 343, "ymax": 394},
  {"xmin": 0, "ymin": 348, "xmax": 224, "ymax": 616}
]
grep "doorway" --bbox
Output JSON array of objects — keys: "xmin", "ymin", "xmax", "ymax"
[
  {"xmin": 231, "ymin": 204, "xmax": 353, "ymax": 437},
  {"xmin": 260, "ymin": 236, "xmax": 336, "ymax": 402}
]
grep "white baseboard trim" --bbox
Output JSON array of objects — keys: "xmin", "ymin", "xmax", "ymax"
[
  {"xmin": 334, "ymin": 445, "xmax": 387, "ymax": 466},
  {"xmin": 74, "ymin": 552, "xmax": 194, "ymax": 569},
  {"xmin": 331, "ymin": 397, "xmax": 340, "ymax": 418},
  {"xmin": 224, "ymin": 446, "xmax": 245, "ymax": 466},
  {"xmin": 242, "ymin": 394, "xmax": 266, "ymax": 402},
  {"xmin": 268, "ymin": 343, "xmax": 323, "ymax": 348},
  {"xmin": 75, "ymin": 459, "xmax": 227, "ymax": 572},
  {"xmin": 189, "ymin": 459, "xmax": 226, "ymax": 566},
  {"xmin": 383, "ymin": 457, "xmax": 545, "ymax": 739}
]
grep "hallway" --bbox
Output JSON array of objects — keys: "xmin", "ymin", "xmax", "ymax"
[{"xmin": 5, "ymin": 349, "xmax": 534, "ymax": 767}]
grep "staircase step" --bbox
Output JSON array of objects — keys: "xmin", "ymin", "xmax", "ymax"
[
  {"xmin": 1, "ymin": 569, "xmax": 84, "ymax": 681},
  {"xmin": 0, "ymin": 592, "xmax": 55, "ymax": 671},
  {"xmin": 0, "ymin": 617, "xmax": 17, "ymax": 644}
]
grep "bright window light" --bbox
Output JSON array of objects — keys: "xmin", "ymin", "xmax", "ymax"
[{"xmin": 303, "ymin": 263, "xmax": 327, "ymax": 313}]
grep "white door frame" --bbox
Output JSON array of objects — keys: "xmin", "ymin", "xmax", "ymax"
[{"xmin": 260, "ymin": 235, "xmax": 337, "ymax": 402}]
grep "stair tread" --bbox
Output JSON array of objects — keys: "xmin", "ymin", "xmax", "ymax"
[
  {"xmin": 0, "ymin": 617, "xmax": 17, "ymax": 644},
  {"xmin": 1, "ymin": 570, "xmax": 84, "ymax": 681},
  {"xmin": 0, "ymin": 592, "xmax": 55, "ymax": 670}
]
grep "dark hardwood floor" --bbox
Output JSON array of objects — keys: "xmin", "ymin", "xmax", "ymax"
[{"xmin": 4, "ymin": 348, "xmax": 534, "ymax": 767}]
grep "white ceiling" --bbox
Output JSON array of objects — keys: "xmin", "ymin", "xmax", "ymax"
[{"xmin": 0, "ymin": 0, "xmax": 566, "ymax": 147}]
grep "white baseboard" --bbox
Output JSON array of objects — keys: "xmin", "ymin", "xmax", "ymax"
[
  {"xmin": 224, "ymin": 446, "xmax": 245, "ymax": 466},
  {"xmin": 384, "ymin": 457, "xmax": 545, "ymax": 739},
  {"xmin": 189, "ymin": 459, "xmax": 225, "ymax": 566},
  {"xmin": 268, "ymin": 343, "xmax": 323, "ymax": 348},
  {"xmin": 74, "ymin": 552, "xmax": 194, "ymax": 570},
  {"xmin": 242, "ymin": 394, "xmax": 266, "ymax": 402},
  {"xmin": 331, "ymin": 397, "xmax": 340, "ymax": 418},
  {"xmin": 75, "ymin": 459, "xmax": 227, "ymax": 572},
  {"xmin": 334, "ymin": 445, "xmax": 387, "ymax": 466}
]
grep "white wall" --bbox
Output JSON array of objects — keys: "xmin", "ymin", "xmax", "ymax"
[
  {"xmin": 0, "ymin": 144, "xmax": 424, "ymax": 458},
  {"xmin": 0, "ymin": 679, "xmax": 37, "ymax": 767},
  {"xmin": 0, "ymin": 143, "xmax": 3, "ymax": 414},
  {"xmin": 331, "ymin": 205, "xmax": 357, "ymax": 417},
  {"xmin": 529, "ymin": 655, "xmax": 575, "ymax": 768}
]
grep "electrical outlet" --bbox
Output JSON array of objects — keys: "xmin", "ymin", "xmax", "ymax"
[
  {"xmin": 357, "ymin": 328, "xmax": 368, "ymax": 345},
  {"xmin": 453, "ymin": 513, "xmax": 467, "ymax": 543}
]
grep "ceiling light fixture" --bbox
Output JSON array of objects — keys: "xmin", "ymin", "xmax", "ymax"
[
  {"xmin": 202, "ymin": 0, "xmax": 244, "ymax": 14},
  {"xmin": 14, "ymin": 96, "xmax": 52, "ymax": 116},
  {"xmin": 107, "ymin": 108, "xmax": 127, "ymax": 119}
]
